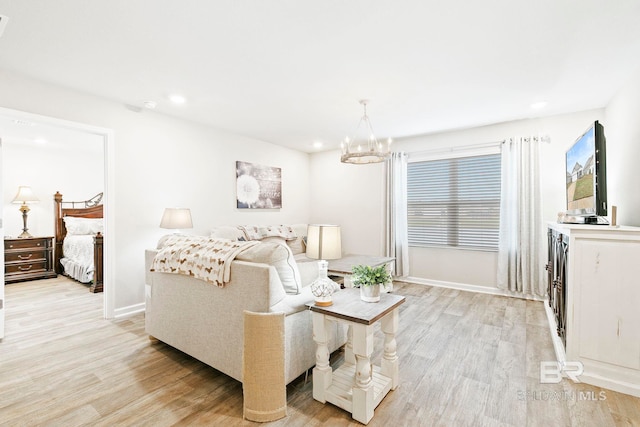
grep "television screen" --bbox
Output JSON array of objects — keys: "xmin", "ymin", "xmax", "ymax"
[{"xmin": 565, "ymin": 121, "xmax": 607, "ymax": 216}]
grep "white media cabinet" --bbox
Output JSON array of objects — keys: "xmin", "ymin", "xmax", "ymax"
[{"xmin": 546, "ymin": 222, "xmax": 640, "ymax": 397}]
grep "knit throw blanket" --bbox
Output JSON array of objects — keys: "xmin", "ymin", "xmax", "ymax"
[
  {"xmin": 239, "ymin": 225, "xmax": 297, "ymax": 241},
  {"xmin": 151, "ymin": 235, "xmax": 259, "ymax": 287}
]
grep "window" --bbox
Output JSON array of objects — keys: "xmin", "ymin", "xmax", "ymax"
[{"xmin": 407, "ymin": 152, "xmax": 501, "ymax": 250}]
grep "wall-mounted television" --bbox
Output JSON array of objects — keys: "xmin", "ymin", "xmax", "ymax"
[{"xmin": 565, "ymin": 120, "xmax": 607, "ymax": 218}]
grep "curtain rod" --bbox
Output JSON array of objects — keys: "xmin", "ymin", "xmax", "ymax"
[
  {"xmin": 506, "ymin": 135, "xmax": 551, "ymax": 144},
  {"xmin": 408, "ymin": 140, "xmax": 503, "ymax": 157}
]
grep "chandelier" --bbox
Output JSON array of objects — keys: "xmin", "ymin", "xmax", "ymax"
[{"xmin": 340, "ymin": 100, "xmax": 392, "ymax": 164}]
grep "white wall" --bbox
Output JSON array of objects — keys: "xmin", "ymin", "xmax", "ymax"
[
  {"xmin": 0, "ymin": 69, "xmax": 311, "ymax": 311},
  {"xmin": 604, "ymin": 71, "xmax": 640, "ymax": 227},
  {"xmin": 310, "ymin": 109, "xmax": 606, "ymax": 290},
  {"xmin": 2, "ymin": 138, "xmax": 103, "ymax": 238},
  {"xmin": 309, "ymin": 150, "xmax": 386, "ymax": 256}
]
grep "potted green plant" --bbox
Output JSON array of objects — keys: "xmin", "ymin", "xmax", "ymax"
[{"xmin": 351, "ymin": 264, "xmax": 391, "ymax": 302}]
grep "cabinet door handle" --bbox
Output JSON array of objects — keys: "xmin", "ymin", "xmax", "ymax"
[
  {"xmin": 18, "ymin": 265, "xmax": 33, "ymax": 271},
  {"xmin": 18, "ymin": 253, "xmax": 33, "ymax": 260}
]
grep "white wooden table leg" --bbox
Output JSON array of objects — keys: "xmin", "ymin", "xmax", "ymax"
[
  {"xmin": 344, "ymin": 325, "xmax": 355, "ymax": 365},
  {"xmin": 311, "ymin": 312, "xmax": 332, "ymax": 403},
  {"xmin": 351, "ymin": 323, "xmax": 374, "ymax": 424},
  {"xmin": 380, "ymin": 308, "xmax": 399, "ymax": 389}
]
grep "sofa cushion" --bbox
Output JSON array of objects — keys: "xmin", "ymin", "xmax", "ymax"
[
  {"xmin": 296, "ymin": 258, "xmax": 319, "ymax": 288},
  {"xmin": 237, "ymin": 240, "xmax": 301, "ymax": 295},
  {"xmin": 269, "ymin": 285, "xmax": 314, "ymax": 316}
]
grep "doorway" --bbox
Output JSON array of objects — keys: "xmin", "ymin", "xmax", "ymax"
[{"xmin": 0, "ymin": 107, "xmax": 114, "ymax": 340}]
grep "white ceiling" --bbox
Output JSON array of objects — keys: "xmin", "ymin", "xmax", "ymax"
[
  {"xmin": 1, "ymin": 1, "xmax": 639, "ymax": 153},
  {"xmin": 0, "ymin": 114, "xmax": 103, "ymax": 155}
]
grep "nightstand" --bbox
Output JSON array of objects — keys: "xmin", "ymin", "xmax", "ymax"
[{"xmin": 4, "ymin": 236, "xmax": 57, "ymax": 284}]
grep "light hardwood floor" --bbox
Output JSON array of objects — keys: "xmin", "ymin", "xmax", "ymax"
[{"xmin": 1, "ymin": 276, "xmax": 638, "ymax": 426}]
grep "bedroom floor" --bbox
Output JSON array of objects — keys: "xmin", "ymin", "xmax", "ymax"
[{"xmin": 0, "ymin": 277, "xmax": 638, "ymax": 426}]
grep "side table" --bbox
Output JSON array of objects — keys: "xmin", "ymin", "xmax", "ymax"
[{"xmin": 307, "ymin": 288, "xmax": 405, "ymax": 424}]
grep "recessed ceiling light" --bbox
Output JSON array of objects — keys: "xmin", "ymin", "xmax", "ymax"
[
  {"xmin": 12, "ymin": 119, "xmax": 34, "ymax": 126},
  {"xmin": 313, "ymin": 141, "xmax": 323, "ymax": 149},
  {"xmin": 530, "ymin": 101, "xmax": 548, "ymax": 109},
  {"xmin": 168, "ymin": 94, "xmax": 186, "ymax": 104}
]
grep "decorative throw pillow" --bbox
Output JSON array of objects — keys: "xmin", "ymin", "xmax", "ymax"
[
  {"xmin": 261, "ymin": 237, "xmax": 302, "ymax": 295},
  {"xmin": 286, "ymin": 236, "xmax": 306, "ymax": 256},
  {"xmin": 236, "ymin": 240, "xmax": 301, "ymax": 295},
  {"xmin": 210, "ymin": 226, "xmax": 244, "ymax": 240}
]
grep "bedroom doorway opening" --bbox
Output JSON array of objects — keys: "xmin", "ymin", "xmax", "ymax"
[{"xmin": 0, "ymin": 107, "xmax": 114, "ymax": 340}]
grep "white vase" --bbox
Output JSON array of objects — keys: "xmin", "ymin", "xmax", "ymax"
[{"xmin": 360, "ymin": 284, "xmax": 381, "ymax": 303}]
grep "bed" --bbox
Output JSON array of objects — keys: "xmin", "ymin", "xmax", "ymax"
[{"xmin": 54, "ymin": 191, "xmax": 104, "ymax": 293}]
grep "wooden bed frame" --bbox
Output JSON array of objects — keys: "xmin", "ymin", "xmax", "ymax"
[{"xmin": 54, "ymin": 191, "xmax": 104, "ymax": 293}]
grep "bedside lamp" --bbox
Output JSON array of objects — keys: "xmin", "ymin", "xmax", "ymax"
[
  {"xmin": 306, "ymin": 224, "xmax": 342, "ymax": 306},
  {"xmin": 12, "ymin": 186, "xmax": 39, "ymax": 238},
  {"xmin": 160, "ymin": 208, "xmax": 193, "ymax": 233}
]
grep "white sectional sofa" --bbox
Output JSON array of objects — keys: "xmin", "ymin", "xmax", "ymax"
[{"xmin": 144, "ymin": 224, "xmax": 346, "ymax": 387}]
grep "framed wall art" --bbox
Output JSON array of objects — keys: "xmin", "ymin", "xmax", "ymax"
[{"xmin": 236, "ymin": 161, "xmax": 282, "ymax": 209}]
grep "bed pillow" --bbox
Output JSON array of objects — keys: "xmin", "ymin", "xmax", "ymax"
[{"xmin": 64, "ymin": 217, "xmax": 104, "ymax": 235}]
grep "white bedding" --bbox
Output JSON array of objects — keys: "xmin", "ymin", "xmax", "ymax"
[{"xmin": 60, "ymin": 235, "xmax": 95, "ymax": 283}]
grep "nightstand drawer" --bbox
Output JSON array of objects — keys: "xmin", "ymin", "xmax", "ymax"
[
  {"xmin": 4, "ymin": 238, "xmax": 49, "ymax": 250},
  {"xmin": 5, "ymin": 250, "xmax": 47, "ymax": 263},
  {"xmin": 5, "ymin": 260, "xmax": 49, "ymax": 275}
]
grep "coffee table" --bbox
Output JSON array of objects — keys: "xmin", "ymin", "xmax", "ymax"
[
  {"xmin": 307, "ymin": 288, "xmax": 405, "ymax": 424},
  {"xmin": 328, "ymin": 254, "xmax": 395, "ymax": 291}
]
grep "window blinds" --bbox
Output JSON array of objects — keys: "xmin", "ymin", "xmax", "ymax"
[{"xmin": 407, "ymin": 153, "xmax": 501, "ymax": 250}]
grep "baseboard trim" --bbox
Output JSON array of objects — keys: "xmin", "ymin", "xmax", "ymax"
[
  {"xmin": 543, "ymin": 299, "xmax": 567, "ymax": 364},
  {"xmin": 400, "ymin": 276, "xmax": 545, "ymax": 301},
  {"xmin": 113, "ymin": 302, "xmax": 145, "ymax": 319}
]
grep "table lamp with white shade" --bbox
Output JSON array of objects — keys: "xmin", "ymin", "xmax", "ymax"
[
  {"xmin": 12, "ymin": 186, "xmax": 40, "ymax": 238},
  {"xmin": 306, "ymin": 224, "xmax": 342, "ymax": 306},
  {"xmin": 160, "ymin": 208, "xmax": 193, "ymax": 233}
]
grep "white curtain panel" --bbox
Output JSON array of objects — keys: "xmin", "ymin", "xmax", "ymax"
[
  {"xmin": 385, "ymin": 152, "xmax": 409, "ymax": 277},
  {"xmin": 497, "ymin": 137, "xmax": 544, "ymax": 296}
]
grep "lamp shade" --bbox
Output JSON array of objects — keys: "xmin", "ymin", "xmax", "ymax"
[
  {"xmin": 306, "ymin": 224, "xmax": 342, "ymax": 260},
  {"xmin": 12, "ymin": 186, "xmax": 39, "ymax": 204},
  {"xmin": 160, "ymin": 208, "xmax": 193, "ymax": 230}
]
